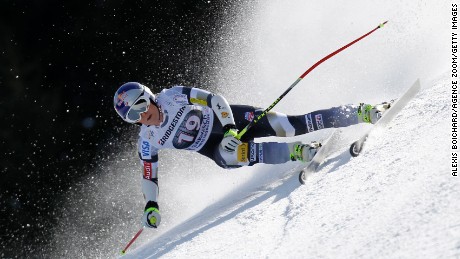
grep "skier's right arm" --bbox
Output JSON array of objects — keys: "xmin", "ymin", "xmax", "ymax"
[{"xmin": 138, "ymin": 140, "xmax": 161, "ymax": 228}]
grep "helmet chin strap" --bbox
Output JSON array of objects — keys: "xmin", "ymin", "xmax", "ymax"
[
  {"xmin": 151, "ymin": 102, "xmax": 163, "ymax": 125},
  {"xmin": 157, "ymin": 106, "xmax": 163, "ymax": 123}
]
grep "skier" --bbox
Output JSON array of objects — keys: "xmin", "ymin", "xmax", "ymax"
[{"xmin": 113, "ymin": 82, "xmax": 389, "ymax": 229}]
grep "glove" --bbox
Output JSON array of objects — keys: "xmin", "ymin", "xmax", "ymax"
[
  {"xmin": 142, "ymin": 201, "xmax": 161, "ymax": 228},
  {"xmin": 220, "ymin": 124, "xmax": 242, "ymax": 153}
]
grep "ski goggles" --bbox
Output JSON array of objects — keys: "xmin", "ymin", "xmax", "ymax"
[{"xmin": 125, "ymin": 96, "xmax": 151, "ymax": 123}]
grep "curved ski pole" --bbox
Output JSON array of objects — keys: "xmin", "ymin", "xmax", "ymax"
[
  {"xmin": 121, "ymin": 227, "xmax": 144, "ymax": 255},
  {"xmin": 236, "ymin": 21, "xmax": 388, "ymax": 140}
]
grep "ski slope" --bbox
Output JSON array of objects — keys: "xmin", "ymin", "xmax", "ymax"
[
  {"xmin": 124, "ymin": 76, "xmax": 459, "ymax": 258},
  {"xmin": 123, "ymin": 1, "xmax": 455, "ymax": 257},
  {"xmin": 48, "ymin": 1, "xmax": 456, "ymax": 258}
]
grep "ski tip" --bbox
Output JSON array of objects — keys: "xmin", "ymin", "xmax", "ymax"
[
  {"xmin": 379, "ymin": 21, "xmax": 388, "ymax": 28},
  {"xmin": 121, "ymin": 250, "xmax": 126, "ymax": 255}
]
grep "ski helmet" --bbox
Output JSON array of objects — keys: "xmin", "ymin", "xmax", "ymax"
[{"xmin": 113, "ymin": 82, "xmax": 156, "ymax": 123}]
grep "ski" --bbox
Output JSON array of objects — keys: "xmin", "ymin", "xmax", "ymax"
[
  {"xmin": 349, "ymin": 79, "xmax": 421, "ymax": 157},
  {"xmin": 299, "ymin": 129, "xmax": 344, "ymax": 184},
  {"xmin": 299, "ymin": 79, "xmax": 421, "ymax": 184}
]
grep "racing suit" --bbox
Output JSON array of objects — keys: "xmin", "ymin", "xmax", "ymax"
[{"xmin": 137, "ymin": 86, "xmax": 364, "ymax": 207}]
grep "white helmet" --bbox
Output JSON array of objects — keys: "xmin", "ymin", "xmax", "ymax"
[{"xmin": 113, "ymin": 82, "xmax": 156, "ymax": 123}]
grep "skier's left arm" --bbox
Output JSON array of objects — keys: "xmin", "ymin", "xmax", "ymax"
[
  {"xmin": 170, "ymin": 86, "xmax": 241, "ymax": 152},
  {"xmin": 138, "ymin": 139, "xmax": 161, "ymax": 229}
]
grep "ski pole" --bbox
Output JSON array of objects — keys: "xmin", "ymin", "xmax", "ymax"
[
  {"xmin": 236, "ymin": 21, "xmax": 388, "ymax": 140},
  {"xmin": 121, "ymin": 227, "xmax": 144, "ymax": 255}
]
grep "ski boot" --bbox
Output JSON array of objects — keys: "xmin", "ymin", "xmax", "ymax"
[
  {"xmin": 357, "ymin": 101, "xmax": 392, "ymax": 124},
  {"xmin": 289, "ymin": 141, "xmax": 321, "ymax": 162}
]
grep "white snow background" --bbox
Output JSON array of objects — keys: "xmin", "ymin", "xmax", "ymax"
[{"xmin": 50, "ymin": 0, "xmax": 457, "ymax": 258}]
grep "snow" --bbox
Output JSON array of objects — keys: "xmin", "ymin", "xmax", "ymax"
[
  {"xmin": 123, "ymin": 0, "xmax": 455, "ymax": 258},
  {"xmin": 50, "ymin": 0, "xmax": 456, "ymax": 258},
  {"xmin": 125, "ymin": 76, "xmax": 459, "ymax": 259}
]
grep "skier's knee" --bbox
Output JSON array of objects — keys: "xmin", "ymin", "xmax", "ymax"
[{"xmin": 213, "ymin": 144, "xmax": 249, "ymax": 169}]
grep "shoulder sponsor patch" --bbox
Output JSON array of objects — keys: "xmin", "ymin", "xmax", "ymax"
[
  {"xmin": 173, "ymin": 94, "xmax": 188, "ymax": 105},
  {"xmin": 190, "ymin": 97, "xmax": 208, "ymax": 106}
]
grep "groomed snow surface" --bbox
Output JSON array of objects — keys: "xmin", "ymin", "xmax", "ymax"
[
  {"xmin": 125, "ymin": 77, "xmax": 459, "ymax": 258},
  {"xmin": 47, "ymin": 1, "xmax": 454, "ymax": 258}
]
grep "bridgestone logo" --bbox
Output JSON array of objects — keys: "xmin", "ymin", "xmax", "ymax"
[{"xmin": 159, "ymin": 106, "xmax": 186, "ymax": 145}]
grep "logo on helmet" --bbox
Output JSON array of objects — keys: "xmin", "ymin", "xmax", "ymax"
[{"xmin": 117, "ymin": 91, "xmax": 129, "ymax": 107}]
